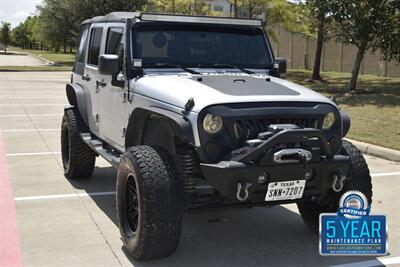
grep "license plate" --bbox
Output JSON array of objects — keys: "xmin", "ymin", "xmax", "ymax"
[{"xmin": 265, "ymin": 180, "xmax": 305, "ymax": 201}]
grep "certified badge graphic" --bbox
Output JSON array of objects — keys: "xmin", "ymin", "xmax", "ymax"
[
  {"xmin": 320, "ymin": 191, "xmax": 387, "ymax": 256},
  {"xmin": 338, "ymin": 191, "xmax": 370, "ymax": 219}
]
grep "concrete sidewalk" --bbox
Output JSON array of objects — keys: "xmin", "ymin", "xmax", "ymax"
[
  {"xmin": 349, "ymin": 139, "xmax": 400, "ymax": 162},
  {"xmin": 0, "ymin": 52, "xmax": 50, "ymax": 67}
]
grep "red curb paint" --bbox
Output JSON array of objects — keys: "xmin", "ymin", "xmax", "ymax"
[{"xmin": 0, "ymin": 130, "xmax": 24, "ymax": 267}]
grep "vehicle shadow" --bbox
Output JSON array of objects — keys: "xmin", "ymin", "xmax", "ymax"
[{"xmin": 68, "ymin": 165, "xmax": 379, "ymax": 267}]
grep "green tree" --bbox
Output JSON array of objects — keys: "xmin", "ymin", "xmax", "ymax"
[
  {"xmin": 328, "ymin": 0, "xmax": 400, "ymax": 92},
  {"xmin": 102, "ymin": 0, "xmax": 148, "ymax": 13},
  {"xmin": 264, "ymin": 1, "xmax": 309, "ymax": 38},
  {"xmin": 224, "ymin": 1, "xmax": 308, "ymax": 41},
  {"xmin": 375, "ymin": 0, "xmax": 400, "ymax": 62},
  {"xmin": 147, "ymin": 0, "xmax": 210, "ymax": 15},
  {"xmin": 11, "ymin": 17, "xmax": 43, "ymax": 49},
  {"xmin": 12, "ymin": 22, "xmax": 30, "ymax": 48},
  {"xmin": 305, "ymin": 0, "xmax": 333, "ymax": 81},
  {"xmin": 38, "ymin": 0, "xmax": 77, "ymax": 52},
  {"xmin": 30, "ymin": 16, "xmax": 47, "ymax": 50},
  {"xmin": 0, "ymin": 22, "xmax": 11, "ymax": 54},
  {"xmin": 37, "ymin": 0, "xmax": 149, "ymax": 53}
]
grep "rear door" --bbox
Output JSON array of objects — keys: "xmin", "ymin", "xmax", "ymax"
[
  {"xmin": 83, "ymin": 24, "xmax": 105, "ymax": 136},
  {"xmin": 72, "ymin": 24, "xmax": 89, "ymax": 80},
  {"xmin": 98, "ymin": 24, "xmax": 127, "ymax": 148},
  {"xmin": 72, "ymin": 24, "xmax": 94, "ymax": 127}
]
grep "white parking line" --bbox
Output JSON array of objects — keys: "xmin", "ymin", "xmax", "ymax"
[
  {"xmin": 329, "ymin": 256, "xmax": 400, "ymax": 267},
  {"xmin": 371, "ymin": 172, "xmax": 400, "ymax": 177},
  {"xmin": 14, "ymin": 191, "xmax": 116, "ymax": 201},
  {"xmin": 6, "ymin": 152, "xmax": 61, "ymax": 157},
  {"xmin": 0, "ymin": 104, "xmax": 65, "ymax": 107},
  {"xmin": 0, "ymin": 114, "xmax": 63, "ymax": 118},
  {"xmin": 2, "ymin": 129, "xmax": 59, "ymax": 133},
  {"xmin": 0, "ymin": 96, "xmax": 65, "ymax": 99}
]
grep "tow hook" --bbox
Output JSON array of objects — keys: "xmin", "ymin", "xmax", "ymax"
[
  {"xmin": 236, "ymin": 181, "xmax": 252, "ymax": 202},
  {"xmin": 332, "ymin": 174, "xmax": 346, "ymax": 192}
]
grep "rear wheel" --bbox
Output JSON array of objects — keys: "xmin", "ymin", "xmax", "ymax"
[
  {"xmin": 61, "ymin": 109, "xmax": 96, "ymax": 179},
  {"xmin": 116, "ymin": 145, "xmax": 182, "ymax": 260},
  {"xmin": 297, "ymin": 140, "xmax": 372, "ymax": 232}
]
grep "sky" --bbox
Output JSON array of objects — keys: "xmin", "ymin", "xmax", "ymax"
[{"xmin": 0, "ymin": 0, "xmax": 42, "ymax": 27}]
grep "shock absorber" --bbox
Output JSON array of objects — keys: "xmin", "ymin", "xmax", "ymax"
[{"xmin": 176, "ymin": 147, "xmax": 197, "ymax": 198}]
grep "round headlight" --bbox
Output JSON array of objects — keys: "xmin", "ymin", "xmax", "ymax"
[
  {"xmin": 203, "ymin": 113, "xmax": 223, "ymax": 134},
  {"xmin": 322, "ymin": 112, "xmax": 336, "ymax": 130}
]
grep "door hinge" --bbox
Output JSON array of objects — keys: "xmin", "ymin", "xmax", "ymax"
[
  {"xmin": 122, "ymin": 127, "xmax": 126, "ymax": 137},
  {"xmin": 95, "ymin": 114, "xmax": 99, "ymax": 123}
]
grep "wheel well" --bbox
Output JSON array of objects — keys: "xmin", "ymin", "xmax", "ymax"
[
  {"xmin": 125, "ymin": 109, "xmax": 189, "ymax": 154},
  {"xmin": 66, "ymin": 83, "xmax": 77, "ymax": 106},
  {"xmin": 65, "ymin": 83, "xmax": 89, "ymax": 127}
]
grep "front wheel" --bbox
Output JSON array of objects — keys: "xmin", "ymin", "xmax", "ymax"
[
  {"xmin": 116, "ymin": 146, "xmax": 183, "ymax": 260},
  {"xmin": 297, "ymin": 140, "xmax": 373, "ymax": 232}
]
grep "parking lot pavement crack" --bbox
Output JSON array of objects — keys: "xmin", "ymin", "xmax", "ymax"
[
  {"xmin": 3, "ymin": 74, "xmax": 124, "ymax": 266},
  {"xmin": 75, "ymin": 199, "xmax": 124, "ymax": 267}
]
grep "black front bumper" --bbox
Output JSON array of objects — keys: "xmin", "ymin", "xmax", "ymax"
[{"xmin": 199, "ymin": 128, "xmax": 350, "ymax": 202}]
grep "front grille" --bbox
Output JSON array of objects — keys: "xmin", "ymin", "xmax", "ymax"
[{"xmin": 233, "ymin": 117, "xmax": 320, "ymax": 140}]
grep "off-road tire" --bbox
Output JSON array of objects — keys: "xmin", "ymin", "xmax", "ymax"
[
  {"xmin": 116, "ymin": 146, "xmax": 182, "ymax": 260},
  {"xmin": 297, "ymin": 140, "xmax": 372, "ymax": 232},
  {"xmin": 61, "ymin": 108, "xmax": 96, "ymax": 179}
]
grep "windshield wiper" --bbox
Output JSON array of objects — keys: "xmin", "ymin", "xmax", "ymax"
[
  {"xmin": 153, "ymin": 63, "xmax": 200, "ymax": 74},
  {"xmin": 212, "ymin": 63, "xmax": 255, "ymax": 74}
]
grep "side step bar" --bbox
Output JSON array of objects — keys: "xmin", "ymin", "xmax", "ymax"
[{"xmin": 80, "ymin": 133, "xmax": 121, "ymax": 168}]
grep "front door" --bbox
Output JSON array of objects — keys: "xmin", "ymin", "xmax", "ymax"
[{"xmin": 98, "ymin": 23, "xmax": 127, "ymax": 149}]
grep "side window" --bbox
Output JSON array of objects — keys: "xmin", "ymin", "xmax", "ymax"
[
  {"xmin": 106, "ymin": 27, "xmax": 124, "ymax": 72},
  {"xmin": 88, "ymin": 27, "xmax": 103, "ymax": 66},
  {"xmin": 76, "ymin": 25, "xmax": 89, "ymax": 63},
  {"xmin": 106, "ymin": 28, "xmax": 123, "ymax": 54}
]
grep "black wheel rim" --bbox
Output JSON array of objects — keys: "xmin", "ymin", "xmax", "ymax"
[
  {"xmin": 61, "ymin": 122, "xmax": 70, "ymax": 170},
  {"xmin": 125, "ymin": 174, "xmax": 139, "ymax": 233}
]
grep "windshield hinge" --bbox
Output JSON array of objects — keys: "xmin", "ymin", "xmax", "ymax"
[{"xmin": 182, "ymin": 97, "xmax": 195, "ymax": 115}]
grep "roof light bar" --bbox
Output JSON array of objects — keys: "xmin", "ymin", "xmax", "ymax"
[{"xmin": 140, "ymin": 13, "xmax": 263, "ymax": 27}]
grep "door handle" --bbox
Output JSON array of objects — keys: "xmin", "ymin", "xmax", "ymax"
[
  {"xmin": 95, "ymin": 79, "xmax": 106, "ymax": 93},
  {"xmin": 96, "ymin": 80, "xmax": 107, "ymax": 87},
  {"xmin": 82, "ymin": 74, "xmax": 91, "ymax": 81}
]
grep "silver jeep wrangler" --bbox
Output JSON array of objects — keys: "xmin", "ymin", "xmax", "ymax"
[{"xmin": 61, "ymin": 12, "xmax": 372, "ymax": 260}]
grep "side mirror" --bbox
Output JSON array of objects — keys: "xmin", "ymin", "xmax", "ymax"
[
  {"xmin": 274, "ymin": 58, "xmax": 287, "ymax": 75},
  {"xmin": 98, "ymin": 54, "xmax": 119, "ymax": 75}
]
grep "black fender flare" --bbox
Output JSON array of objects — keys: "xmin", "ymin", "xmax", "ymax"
[
  {"xmin": 125, "ymin": 107, "xmax": 195, "ymax": 151},
  {"xmin": 340, "ymin": 110, "xmax": 351, "ymax": 137},
  {"xmin": 66, "ymin": 83, "xmax": 89, "ymax": 126}
]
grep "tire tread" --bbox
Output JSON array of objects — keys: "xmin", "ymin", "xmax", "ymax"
[
  {"xmin": 61, "ymin": 109, "xmax": 96, "ymax": 179},
  {"xmin": 117, "ymin": 145, "xmax": 182, "ymax": 260}
]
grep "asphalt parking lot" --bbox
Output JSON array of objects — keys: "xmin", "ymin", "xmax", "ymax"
[{"xmin": 1, "ymin": 71, "xmax": 400, "ymax": 267}]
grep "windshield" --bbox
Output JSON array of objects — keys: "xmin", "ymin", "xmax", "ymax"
[{"xmin": 133, "ymin": 24, "xmax": 272, "ymax": 69}]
